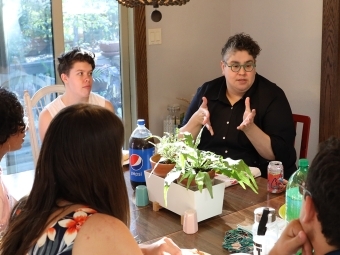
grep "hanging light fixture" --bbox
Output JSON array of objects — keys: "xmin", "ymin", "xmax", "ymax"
[{"xmin": 116, "ymin": 0, "xmax": 190, "ymax": 8}]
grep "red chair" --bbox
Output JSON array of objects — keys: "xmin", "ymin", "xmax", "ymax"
[{"xmin": 293, "ymin": 114, "xmax": 311, "ymax": 159}]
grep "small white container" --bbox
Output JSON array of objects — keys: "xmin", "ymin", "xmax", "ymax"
[{"xmin": 252, "ymin": 207, "xmax": 279, "ymax": 255}]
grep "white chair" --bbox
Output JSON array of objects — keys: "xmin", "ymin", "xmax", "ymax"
[{"xmin": 24, "ymin": 85, "xmax": 65, "ymax": 167}]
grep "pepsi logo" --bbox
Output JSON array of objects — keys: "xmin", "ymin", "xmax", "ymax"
[{"xmin": 130, "ymin": 154, "xmax": 143, "ymax": 171}]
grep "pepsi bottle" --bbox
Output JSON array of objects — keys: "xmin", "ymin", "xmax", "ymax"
[{"xmin": 129, "ymin": 119, "xmax": 155, "ymax": 190}]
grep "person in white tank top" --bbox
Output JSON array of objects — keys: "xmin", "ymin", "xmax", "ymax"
[{"xmin": 39, "ymin": 48, "xmax": 114, "ymax": 141}]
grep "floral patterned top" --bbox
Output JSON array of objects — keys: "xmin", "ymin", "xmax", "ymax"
[{"xmin": 28, "ymin": 208, "xmax": 97, "ymax": 255}]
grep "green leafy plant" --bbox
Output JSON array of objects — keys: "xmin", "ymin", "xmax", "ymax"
[
  {"xmin": 149, "ymin": 130, "xmax": 183, "ymax": 165},
  {"xmin": 160, "ymin": 127, "xmax": 258, "ymax": 206}
]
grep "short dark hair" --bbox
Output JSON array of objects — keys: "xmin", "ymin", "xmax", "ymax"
[
  {"xmin": 57, "ymin": 47, "xmax": 95, "ymax": 79},
  {"xmin": 1, "ymin": 104, "xmax": 128, "ymax": 254},
  {"xmin": 221, "ymin": 33, "xmax": 261, "ymax": 61},
  {"xmin": 0, "ymin": 88, "xmax": 25, "ymax": 145},
  {"xmin": 306, "ymin": 136, "xmax": 340, "ymax": 247}
]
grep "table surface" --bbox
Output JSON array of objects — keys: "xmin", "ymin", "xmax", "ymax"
[
  {"xmin": 2, "ymin": 169, "xmax": 285, "ymax": 255},
  {"xmin": 125, "ymin": 171, "xmax": 285, "ymax": 255}
]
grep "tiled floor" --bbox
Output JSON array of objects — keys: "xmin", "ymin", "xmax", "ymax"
[{"xmin": 2, "ymin": 170, "xmax": 35, "ymax": 201}]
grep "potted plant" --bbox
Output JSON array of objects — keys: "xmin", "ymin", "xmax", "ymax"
[
  {"xmin": 148, "ymin": 130, "xmax": 183, "ymax": 177},
  {"xmin": 161, "ymin": 128, "xmax": 258, "ymax": 205}
]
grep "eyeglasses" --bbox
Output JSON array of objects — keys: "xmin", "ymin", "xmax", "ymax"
[
  {"xmin": 223, "ymin": 61, "xmax": 256, "ymax": 72},
  {"xmin": 299, "ymin": 184, "xmax": 312, "ymax": 198},
  {"xmin": 23, "ymin": 116, "xmax": 29, "ymax": 132}
]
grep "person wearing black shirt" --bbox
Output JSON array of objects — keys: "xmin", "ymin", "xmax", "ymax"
[{"xmin": 180, "ymin": 33, "xmax": 296, "ymax": 179}]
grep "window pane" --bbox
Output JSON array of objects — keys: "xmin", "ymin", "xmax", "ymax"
[{"xmin": 62, "ymin": 0, "xmax": 123, "ymax": 118}]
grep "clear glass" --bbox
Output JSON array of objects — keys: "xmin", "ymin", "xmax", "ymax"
[{"xmin": 163, "ymin": 104, "xmax": 180, "ymax": 134}]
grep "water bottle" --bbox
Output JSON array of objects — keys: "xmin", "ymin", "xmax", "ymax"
[
  {"xmin": 252, "ymin": 207, "xmax": 279, "ymax": 255},
  {"xmin": 285, "ymin": 158, "xmax": 309, "ymax": 222},
  {"xmin": 129, "ymin": 119, "xmax": 155, "ymax": 190}
]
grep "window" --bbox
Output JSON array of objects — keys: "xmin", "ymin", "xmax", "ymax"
[{"xmin": 0, "ymin": 0, "xmax": 132, "ymax": 174}]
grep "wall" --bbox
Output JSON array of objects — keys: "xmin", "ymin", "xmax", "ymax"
[{"xmin": 146, "ymin": 0, "xmax": 322, "ymax": 162}]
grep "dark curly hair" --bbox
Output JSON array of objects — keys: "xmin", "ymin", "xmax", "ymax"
[
  {"xmin": 306, "ymin": 136, "xmax": 340, "ymax": 247},
  {"xmin": 221, "ymin": 33, "xmax": 261, "ymax": 61},
  {"xmin": 57, "ymin": 47, "xmax": 95, "ymax": 80},
  {"xmin": 0, "ymin": 87, "xmax": 25, "ymax": 145}
]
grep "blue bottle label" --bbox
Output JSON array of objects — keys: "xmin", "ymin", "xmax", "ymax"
[{"xmin": 129, "ymin": 147, "xmax": 155, "ymax": 182}]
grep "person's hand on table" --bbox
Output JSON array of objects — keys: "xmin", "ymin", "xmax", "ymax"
[
  {"xmin": 192, "ymin": 97, "xmax": 214, "ymax": 136},
  {"xmin": 139, "ymin": 237, "xmax": 182, "ymax": 255},
  {"xmin": 269, "ymin": 219, "xmax": 313, "ymax": 255}
]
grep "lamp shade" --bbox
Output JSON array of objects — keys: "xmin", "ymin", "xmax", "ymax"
[{"xmin": 116, "ymin": 0, "xmax": 190, "ymax": 8}]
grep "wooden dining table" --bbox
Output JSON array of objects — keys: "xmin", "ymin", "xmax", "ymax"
[
  {"xmin": 124, "ymin": 170, "xmax": 285, "ymax": 255},
  {"xmin": 3, "ymin": 168, "xmax": 285, "ymax": 254}
]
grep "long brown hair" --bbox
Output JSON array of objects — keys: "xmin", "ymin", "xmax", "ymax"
[{"xmin": 0, "ymin": 104, "xmax": 129, "ymax": 254}]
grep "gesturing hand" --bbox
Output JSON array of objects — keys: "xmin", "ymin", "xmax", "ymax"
[
  {"xmin": 196, "ymin": 97, "xmax": 214, "ymax": 136},
  {"xmin": 237, "ymin": 97, "xmax": 256, "ymax": 131}
]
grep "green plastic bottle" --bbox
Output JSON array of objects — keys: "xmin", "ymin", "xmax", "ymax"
[{"xmin": 285, "ymin": 158, "xmax": 309, "ymax": 222}]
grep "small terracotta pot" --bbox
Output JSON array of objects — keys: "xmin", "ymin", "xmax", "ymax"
[
  {"xmin": 150, "ymin": 154, "xmax": 175, "ymax": 177},
  {"xmin": 177, "ymin": 170, "xmax": 216, "ymax": 187}
]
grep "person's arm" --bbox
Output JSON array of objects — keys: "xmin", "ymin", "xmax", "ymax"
[
  {"xmin": 104, "ymin": 99, "xmax": 115, "ymax": 113},
  {"xmin": 269, "ymin": 220, "xmax": 313, "ymax": 255},
  {"xmin": 38, "ymin": 109, "xmax": 53, "ymax": 142},
  {"xmin": 237, "ymin": 97, "xmax": 275, "ymax": 160},
  {"xmin": 73, "ymin": 213, "xmax": 182, "ymax": 255}
]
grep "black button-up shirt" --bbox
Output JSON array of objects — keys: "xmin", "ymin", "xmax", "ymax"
[{"xmin": 182, "ymin": 73, "xmax": 297, "ymax": 179}]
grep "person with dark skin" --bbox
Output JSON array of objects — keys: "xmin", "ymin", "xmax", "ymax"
[{"xmin": 0, "ymin": 87, "xmax": 26, "ymax": 232}]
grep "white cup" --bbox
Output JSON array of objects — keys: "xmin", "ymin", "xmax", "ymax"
[{"xmin": 183, "ymin": 209, "xmax": 198, "ymax": 234}]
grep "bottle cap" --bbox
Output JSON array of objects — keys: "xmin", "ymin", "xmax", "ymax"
[
  {"xmin": 298, "ymin": 158, "xmax": 309, "ymax": 167},
  {"xmin": 254, "ymin": 207, "xmax": 276, "ymax": 223},
  {"xmin": 137, "ymin": 119, "xmax": 145, "ymax": 125}
]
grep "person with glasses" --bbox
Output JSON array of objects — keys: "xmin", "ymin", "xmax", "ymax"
[
  {"xmin": 180, "ymin": 33, "xmax": 296, "ymax": 179},
  {"xmin": 270, "ymin": 137, "xmax": 340, "ymax": 255},
  {"xmin": 0, "ymin": 87, "xmax": 26, "ymax": 235},
  {"xmin": 39, "ymin": 47, "xmax": 115, "ymax": 141}
]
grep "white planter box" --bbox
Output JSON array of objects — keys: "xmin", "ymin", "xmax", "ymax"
[{"xmin": 144, "ymin": 170, "xmax": 225, "ymax": 222}]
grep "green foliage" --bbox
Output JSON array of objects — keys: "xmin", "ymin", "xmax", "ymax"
[
  {"xmin": 161, "ymin": 127, "xmax": 258, "ymax": 206},
  {"xmin": 148, "ymin": 130, "xmax": 183, "ymax": 165}
]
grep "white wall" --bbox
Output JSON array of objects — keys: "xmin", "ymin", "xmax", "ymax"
[{"xmin": 145, "ymin": 0, "xmax": 322, "ymax": 162}]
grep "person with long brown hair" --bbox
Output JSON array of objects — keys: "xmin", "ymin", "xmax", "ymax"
[{"xmin": 0, "ymin": 104, "xmax": 182, "ymax": 254}]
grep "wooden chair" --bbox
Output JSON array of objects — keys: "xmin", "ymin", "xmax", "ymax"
[
  {"xmin": 293, "ymin": 113, "xmax": 311, "ymax": 159},
  {"xmin": 24, "ymin": 85, "xmax": 65, "ymax": 167}
]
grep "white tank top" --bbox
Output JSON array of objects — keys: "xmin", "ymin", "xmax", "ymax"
[{"xmin": 45, "ymin": 92, "xmax": 106, "ymax": 118}]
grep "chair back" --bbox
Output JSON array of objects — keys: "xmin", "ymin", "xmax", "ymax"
[
  {"xmin": 292, "ymin": 113, "xmax": 311, "ymax": 159},
  {"xmin": 24, "ymin": 85, "xmax": 65, "ymax": 167}
]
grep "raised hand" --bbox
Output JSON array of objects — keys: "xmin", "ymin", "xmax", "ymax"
[
  {"xmin": 237, "ymin": 97, "xmax": 256, "ymax": 131},
  {"xmin": 195, "ymin": 97, "xmax": 214, "ymax": 136}
]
